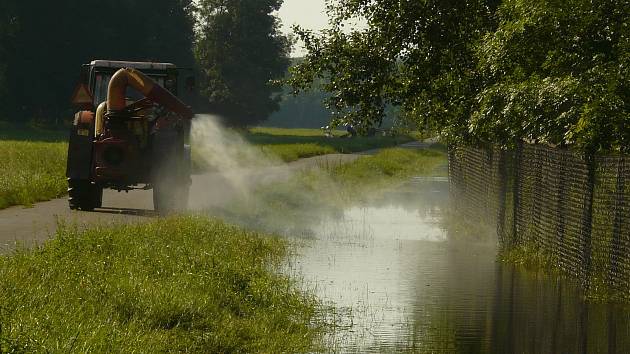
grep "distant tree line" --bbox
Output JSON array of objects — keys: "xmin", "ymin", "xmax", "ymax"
[
  {"xmin": 265, "ymin": 84, "xmax": 333, "ymax": 129},
  {"xmin": 0, "ymin": 0, "xmax": 290, "ymax": 127},
  {"xmin": 289, "ymin": 0, "xmax": 629, "ymax": 152}
]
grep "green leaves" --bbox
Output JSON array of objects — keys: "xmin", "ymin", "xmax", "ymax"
[
  {"xmin": 474, "ymin": 0, "xmax": 629, "ymax": 152},
  {"xmin": 288, "ymin": 0, "xmax": 496, "ymax": 136},
  {"xmin": 194, "ymin": 0, "xmax": 291, "ymax": 126},
  {"xmin": 0, "ymin": 0, "xmax": 196, "ymax": 123},
  {"xmin": 289, "ymin": 0, "xmax": 628, "ymax": 152}
]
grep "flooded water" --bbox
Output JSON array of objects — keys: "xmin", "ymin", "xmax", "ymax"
[{"xmin": 283, "ymin": 178, "xmax": 630, "ymax": 353}]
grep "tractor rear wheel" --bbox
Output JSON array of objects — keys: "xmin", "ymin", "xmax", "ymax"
[{"xmin": 68, "ymin": 179, "xmax": 103, "ymax": 211}]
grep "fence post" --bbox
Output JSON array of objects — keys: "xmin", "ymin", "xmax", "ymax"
[
  {"xmin": 581, "ymin": 153, "xmax": 596, "ymax": 289},
  {"xmin": 556, "ymin": 150, "xmax": 568, "ymax": 270},
  {"xmin": 512, "ymin": 142, "xmax": 522, "ymax": 246},
  {"xmin": 497, "ymin": 148, "xmax": 509, "ymax": 247},
  {"xmin": 609, "ymin": 157, "xmax": 625, "ymax": 288}
]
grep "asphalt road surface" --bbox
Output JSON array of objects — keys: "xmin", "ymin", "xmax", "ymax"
[{"xmin": 0, "ymin": 153, "xmax": 361, "ymax": 252}]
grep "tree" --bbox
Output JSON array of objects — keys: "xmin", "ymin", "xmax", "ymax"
[
  {"xmin": 0, "ymin": 0, "xmax": 196, "ymax": 124},
  {"xmin": 194, "ymin": 0, "xmax": 291, "ymax": 126},
  {"xmin": 0, "ymin": 0, "xmax": 19, "ymax": 119},
  {"xmin": 289, "ymin": 0, "xmax": 628, "ymax": 152},
  {"xmin": 288, "ymin": 0, "xmax": 500, "ymax": 135},
  {"xmin": 472, "ymin": 0, "xmax": 629, "ymax": 152}
]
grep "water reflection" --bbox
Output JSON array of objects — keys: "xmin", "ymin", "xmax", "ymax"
[{"xmin": 288, "ymin": 179, "xmax": 630, "ymax": 353}]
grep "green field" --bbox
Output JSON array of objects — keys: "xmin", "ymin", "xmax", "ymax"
[
  {"xmin": 0, "ymin": 125, "xmax": 417, "ymax": 210},
  {"xmin": 246, "ymin": 127, "xmax": 414, "ymax": 161},
  {"xmin": 0, "ymin": 124, "xmax": 69, "ymax": 209},
  {"xmin": 0, "ymin": 216, "xmax": 323, "ymax": 352},
  {"xmin": 0, "ymin": 140, "xmax": 68, "ymax": 209},
  {"xmin": 332, "ymin": 147, "xmax": 447, "ymax": 188},
  {"xmin": 218, "ymin": 147, "xmax": 448, "ymax": 231}
]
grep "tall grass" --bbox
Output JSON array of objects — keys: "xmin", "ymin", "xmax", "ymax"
[
  {"xmin": 218, "ymin": 147, "xmax": 448, "ymax": 232},
  {"xmin": 0, "ymin": 140, "xmax": 68, "ymax": 209},
  {"xmin": 332, "ymin": 148, "xmax": 447, "ymax": 188},
  {"xmin": 249, "ymin": 127, "xmax": 346, "ymax": 137},
  {"xmin": 261, "ymin": 143, "xmax": 336, "ymax": 162},
  {"xmin": 0, "ymin": 216, "xmax": 324, "ymax": 352}
]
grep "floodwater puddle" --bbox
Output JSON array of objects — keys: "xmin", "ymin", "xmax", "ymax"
[{"xmin": 281, "ymin": 178, "xmax": 630, "ymax": 353}]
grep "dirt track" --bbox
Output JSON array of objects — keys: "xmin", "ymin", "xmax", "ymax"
[{"xmin": 0, "ymin": 154, "xmax": 361, "ymax": 252}]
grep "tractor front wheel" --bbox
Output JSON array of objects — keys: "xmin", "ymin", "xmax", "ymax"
[{"xmin": 68, "ymin": 179, "xmax": 103, "ymax": 211}]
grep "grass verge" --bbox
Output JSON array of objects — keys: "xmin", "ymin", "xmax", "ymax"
[
  {"xmin": 1, "ymin": 125, "xmax": 416, "ymax": 209},
  {"xmin": 0, "ymin": 140, "xmax": 68, "ymax": 209},
  {"xmin": 0, "ymin": 216, "xmax": 323, "ymax": 352},
  {"xmin": 246, "ymin": 127, "xmax": 415, "ymax": 162},
  {"xmin": 261, "ymin": 143, "xmax": 337, "ymax": 162},
  {"xmin": 331, "ymin": 148, "xmax": 447, "ymax": 190},
  {"xmin": 219, "ymin": 147, "xmax": 448, "ymax": 232}
]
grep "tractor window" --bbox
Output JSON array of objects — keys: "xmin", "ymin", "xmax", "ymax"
[
  {"xmin": 93, "ymin": 72, "xmax": 166, "ymax": 107},
  {"xmin": 93, "ymin": 74, "xmax": 110, "ymax": 106}
]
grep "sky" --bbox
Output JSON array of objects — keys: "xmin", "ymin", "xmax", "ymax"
[{"xmin": 277, "ymin": 0, "xmax": 329, "ymax": 57}]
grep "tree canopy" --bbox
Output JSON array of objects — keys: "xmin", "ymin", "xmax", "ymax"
[
  {"xmin": 0, "ymin": 0, "xmax": 196, "ymax": 124},
  {"xmin": 474, "ymin": 0, "xmax": 628, "ymax": 152},
  {"xmin": 0, "ymin": 0, "xmax": 291, "ymax": 127},
  {"xmin": 194, "ymin": 0, "xmax": 291, "ymax": 126},
  {"xmin": 289, "ymin": 0, "xmax": 628, "ymax": 152}
]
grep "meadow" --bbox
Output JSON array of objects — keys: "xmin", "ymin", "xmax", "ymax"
[
  {"xmin": 0, "ymin": 124, "xmax": 416, "ymax": 209},
  {"xmin": 247, "ymin": 127, "xmax": 414, "ymax": 161},
  {"xmin": 217, "ymin": 147, "xmax": 448, "ymax": 232},
  {"xmin": 0, "ymin": 124, "xmax": 68, "ymax": 209}
]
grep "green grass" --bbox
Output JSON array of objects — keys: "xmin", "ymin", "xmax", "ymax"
[
  {"xmin": 331, "ymin": 148, "xmax": 447, "ymax": 189},
  {"xmin": 0, "ymin": 140, "xmax": 68, "ymax": 209},
  {"xmin": 249, "ymin": 127, "xmax": 346, "ymax": 137},
  {"xmin": 246, "ymin": 126, "xmax": 415, "ymax": 162},
  {"xmin": 0, "ymin": 124, "xmax": 418, "ymax": 209},
  {"xmin": 218, "ymin": 147, "xmax": 448, "ymax": 231},
  {"xmin": 0, "ymin": 216, "xmax": 324, "ymax": 352},
  {"xmin": 261, "ymin": 143, "xmax": 337, "ymax": 162},
  {"xmin": 0, "ymin": 121, "xmax": 67, "ymax": 142}
]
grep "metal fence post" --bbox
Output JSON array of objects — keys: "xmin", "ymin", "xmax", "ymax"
[
  {"xmin": 581, "ymin": 153, "xmax": 596, "ymax": 289},
  {"xmin": 512, "ymin": 142, "xmax": 522, "ymax": 246},
  {"xmin": 497, "ymin": 148, "xmax": 509, "ymax": 247},
  {"xmin": 609, "ymin": 157, "xmax": 626, "ymax": 288}
]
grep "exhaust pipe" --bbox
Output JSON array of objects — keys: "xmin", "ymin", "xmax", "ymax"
[{"xmin": 106, "ymin": 68, "xmax": 193, "ymax": 119}]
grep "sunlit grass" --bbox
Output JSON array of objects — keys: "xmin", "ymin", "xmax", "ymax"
[
  {"xmin": 0, "ymin": 216, "xmax": 324, "ymax": 352},
  {"xmin": 246, "ymin": 126, "xmax": 415, "ymax": 161},
  {"xmin": 0, "ymin": 140, "xmax": 68, "ymax": 209},
  {"xmin": 261, "ymin": 143, "xmax": 337, "ymax": 162},
  {"xmin": 249, "ymin": 127, "xmax": 346, "ymax": 137},
  {"xmin": 332, "ymin": 148, "xmax": 447, "ymax": 188},
  {"xmin": 0, "ymin": 124, "xmax": 419, "ymax": 209},
  {"xmin": 218, "ymin": 147, "xmax": 448, "ymax": 232}
]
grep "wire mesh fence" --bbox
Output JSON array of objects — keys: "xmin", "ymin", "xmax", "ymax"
[{"xmin": 449, "ymin": 143, "xmax": 630, "ymax": 296}]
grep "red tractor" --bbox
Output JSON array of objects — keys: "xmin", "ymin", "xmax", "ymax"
[{"xmin": 66, "ymin": 60, "xmax": 194, "ymax": 212}]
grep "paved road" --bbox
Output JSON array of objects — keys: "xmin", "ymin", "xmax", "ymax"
[{"xmin": 0, "ymin": 153, "xmax": 361, "ymax": 252}]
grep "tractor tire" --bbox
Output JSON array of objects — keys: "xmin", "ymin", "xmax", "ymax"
[{"xmin": 68, "ymin": 179, "xmax": 103, "ymax": 211}]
